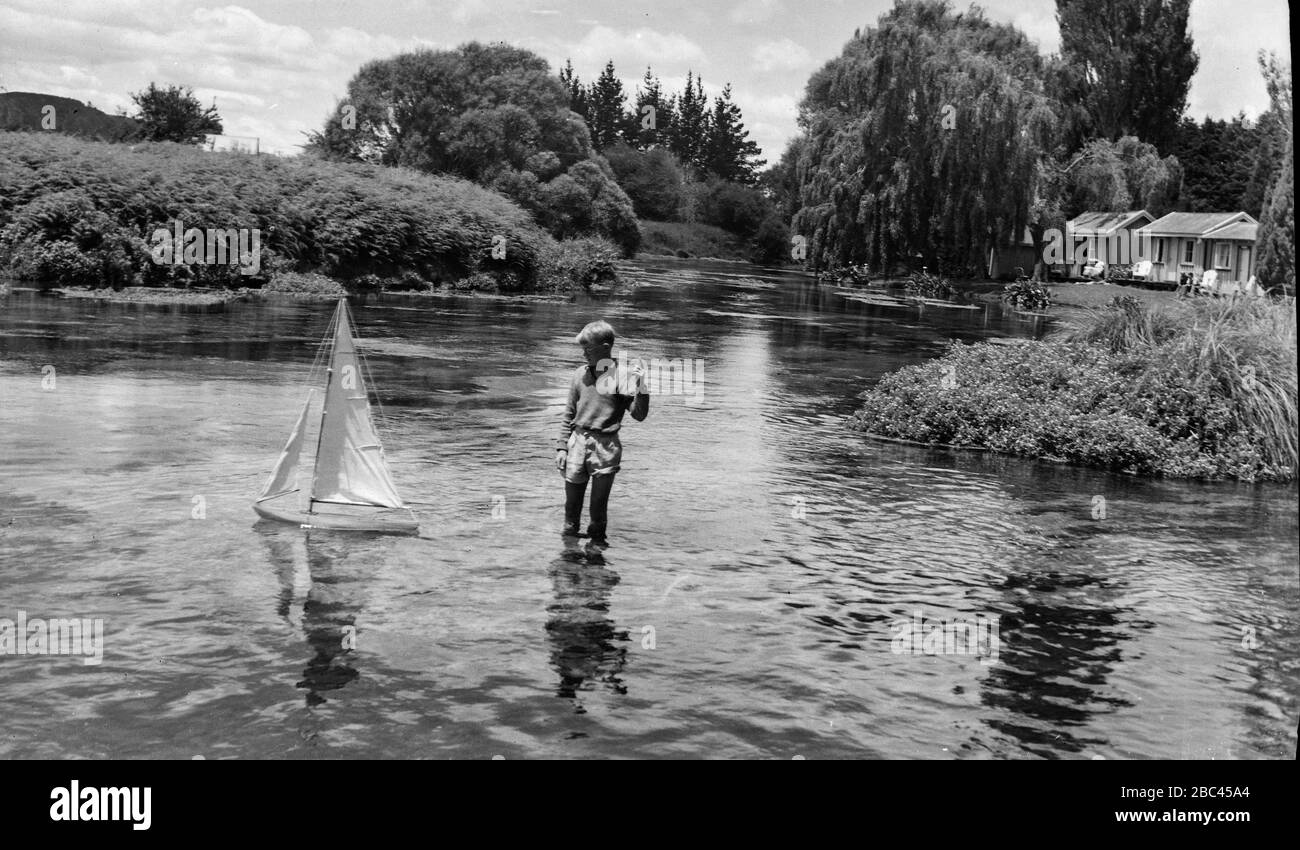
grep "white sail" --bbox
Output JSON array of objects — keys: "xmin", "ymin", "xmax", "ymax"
[
  {"xmin": 310, "ymin": 299, "xmax": 406, "ymax": 509},
  {"xmin": 257, "ymin": 391, "xmax": 314, "ymax": 502}
]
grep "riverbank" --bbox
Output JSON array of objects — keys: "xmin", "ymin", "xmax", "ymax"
[
  {"xmin": 54, "ymin": 286, "xmax": 253, "ymax": 305},
  {"xmin": 37, "ymin": 274, "xmax": 618, "ymax": 307},
  {"xmin": 636, "ymin": 220, "xmax": 750, "ymax": 261},
  {"xmin": 849, "ymin": 295, "xmax": 1298, "ymax": 482}
]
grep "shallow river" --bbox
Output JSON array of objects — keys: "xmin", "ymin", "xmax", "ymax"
[{"xmin": 1, "ymin": 261, "xmax": 1295, "ymax": 759}]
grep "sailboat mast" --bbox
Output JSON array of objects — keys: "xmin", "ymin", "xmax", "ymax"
[{"xmin": 308, "ymin": 297, "xmax": 346, "ymax": 514}]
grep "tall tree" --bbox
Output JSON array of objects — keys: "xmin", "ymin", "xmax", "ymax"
[
  {"xmin": 306, "ymin": 43, "xmax": 639, "ymax": 254},
  {"xmin": 1255, "ymin": 135, "xmax": 1294, "ymax": 295},
  {"xmin": 1242, "ymin": 51, "xmax": 1293, "ymax": 218},
  {"xmin": 629, "ymin": 66, "xmax": 673, "ymax": 150},
  {"xmin": 1254, "ymin": 54, "xmax": 1294, "ymax": 295},
  {"xmin": 1059, "ymin": 136, "xmax": 1182, "ymax": 216},
  {"xmin": 559, "ymin": 59, "xmax": 589, "ymax": 121},
  {"xmin": 130, "ymin": 83, "xmax": 222, "ymax": 144},
  {"xmin": 1171, "ymin": 116, "xmax": 1259, "ymax": 212},
  {"xmin": 791, "ymin": 0, "xmax": 1056, "ymax": 273},
  {"xmin": 587, "ymin": 60, "xmax": 627, "ymax": 149},
  {"xmin": 703, "ymin": 83, "xmax": 766, "ymax": 182},
  {"xmin": 670, "ymin": 71, "xmax": 710, "ymax": 173},
  {"xmin": 1056, "ymin": 0, "xmax": 1198, "ymax": 152}
]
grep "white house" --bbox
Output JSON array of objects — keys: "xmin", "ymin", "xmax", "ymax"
[
  {"xmin": 1064, "ymin": 210, "xmax": 1155, "ymax": 278},
  {"xmin": 1138, "ymin": 211, "xmax": 1259, "ymax": 286}
]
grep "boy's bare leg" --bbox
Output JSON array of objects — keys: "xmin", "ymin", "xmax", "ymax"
[
  {"xmin": 587, "ymin": 474, "xmax": 614, "ymax": 544},
  {"xmin": 564, "ymin": 481, "xmax": 587, "ymax": 536}
]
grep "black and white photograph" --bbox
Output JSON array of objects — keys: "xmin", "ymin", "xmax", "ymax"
[{"xmin": 0, "ymin": 0, "xmax": 1294, "ymax": 783}]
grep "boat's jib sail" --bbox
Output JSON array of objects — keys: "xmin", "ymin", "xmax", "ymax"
[
  {"xmin": 257, "ymin": 391, "xmax": 314, "ymax": 502},
  {"xmin": 310, "ymin": 299, "xmax": 407, "ymax": 509}
]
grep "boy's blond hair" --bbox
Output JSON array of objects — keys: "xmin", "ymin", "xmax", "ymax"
[{"xmin": 575, "ymin": 320, "xmax": 616, "ymax": 347}]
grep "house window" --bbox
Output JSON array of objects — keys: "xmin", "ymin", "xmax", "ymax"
[
  {"xmin": 1182, "ymin": 240, "xmax": 1195, "ymax": 263},
  {"xmin": 1215, "ymin": 243, "xmax": 1231, "ymax": 268},
  {"xmin": 1154, "ymin": 239, "xmax": 1165, "ymax": 263}
]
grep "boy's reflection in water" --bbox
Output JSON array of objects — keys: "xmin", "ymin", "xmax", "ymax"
[{"xmin": 545, "ymin": 548, "xmax": 631, "ymax": 713}]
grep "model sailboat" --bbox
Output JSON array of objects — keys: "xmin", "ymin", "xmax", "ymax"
[{"xmin": 253, "ymin": 297, "xmax": 418, "ymax": 533}]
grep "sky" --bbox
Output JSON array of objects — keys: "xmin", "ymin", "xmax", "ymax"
[{"xmin": 0, "ymin": 0, "xmax": 1290, "ymax": 159}]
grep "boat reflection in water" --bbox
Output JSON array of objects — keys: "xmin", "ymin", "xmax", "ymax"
[
  {"xmin": 259, "ymin": 525, "xmax": 362, "ymax": 708},
  {"xmin": 545, "ymin": 545, "xmax": 631, "ymax": 713}
]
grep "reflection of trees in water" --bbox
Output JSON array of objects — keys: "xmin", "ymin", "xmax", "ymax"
[
  {"xmin": 545, "ymin": 550, "xmax": 630, "ymax": 713},
  {"xmin": 981, "ymin": 569, "xmax": 1140, "ymax": 758},
  {"xmin": 259, "ymin": 526, "xmax": 360, "ymax": 708}
]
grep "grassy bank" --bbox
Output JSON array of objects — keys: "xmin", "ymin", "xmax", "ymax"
[
  {"xmin": 54, "ymin": 286, "xmax": 251, "ymax": 305},
  {"xmin": 636, "ymin": 219, "xmax": 749, "ymax": 261},
  {"xmin": 848, "ymin": 296, "xmax": 1298, "ymax": 482},
  {"xmin": 1046, "ymin": 282, "xmax": 1178, "ymax": 310},
  {"xmin": 0, "ymin": 131, "xmax": 619, "ymax": 294}
]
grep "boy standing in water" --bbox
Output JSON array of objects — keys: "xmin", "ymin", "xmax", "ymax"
[{"xmin": 557, "ymin": 320, "xmax": 649, "ymax": 546}]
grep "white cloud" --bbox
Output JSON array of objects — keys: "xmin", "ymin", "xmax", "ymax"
[
  {"xmin": 728, "ymin": 0, "xmax": 783, "ymax": 24},
  {"xmin": 752, "ymin": 38, "xmax": 812, "ymax": 72},
  {"xmin": 449, "ymin": 0, "xmax": 489, "ymax": 24},
  {"xmin": 0, "ymin": 4, "xmax": 439, "ymax": 154},
  {"xmin": 731, "ymin": 90, "xmax": 799, "ymax": 159},
  {"xmin": 1007, "ymin": 8, "xmax": 1059, "ymax": 54},
  {"xmin": 566, "ymin": 25, "xmax": 706, "ymax": 69}
]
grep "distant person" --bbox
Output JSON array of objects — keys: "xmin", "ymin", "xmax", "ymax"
[{"xmin": 556, "ymin": 320, "xmax": 649, "ymax": 547}]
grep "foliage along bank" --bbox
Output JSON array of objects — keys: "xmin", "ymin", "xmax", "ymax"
[
  {"xmin": 306, "ymin": 43, "xmax": 641, "ymax": 258},
  {"xmin": 0, "ymin": 130, "xmax": 620, "ymax": 294},
  {"xmin": 848, "ymin": 296, "xmax": 1298, "ymax": 482}
]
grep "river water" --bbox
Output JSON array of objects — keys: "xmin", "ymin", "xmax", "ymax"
[{"xmin": 1, "ymin": 260, "xmax": 1296, "ymax": 759}]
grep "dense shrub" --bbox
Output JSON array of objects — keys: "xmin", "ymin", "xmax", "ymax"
[
  {"xmin": 694, "ymin": 179, "xmax": 770, "ymax": 239},
  {"xmin": 0, "ymin": 189, "xmax": 144, "ymax": 287},
  {"xmin": 1002, "ymin": 278, "xmax": 1051, "ymax": 310},
  {"xmin": 849, "ymin": 297, "xmax": 1298, "ymax": 481},
  {"xmin": 750, "ymin": 213, "xmax": 791, "ymax": 265},
  {"xmin": 602, "ymin": 143, "xmax": 686, "ymax": 222},
  {"xmin": 262, "ymin": 271, "xmax": 347, "ymax": 298},
  {"xmin": 0, "ymin": 130, "xmax": 615, "ymax": 293},
  {"xmin": 637, "ymin": 220, "xmax": 747, "ymax": 260},
  {"xmin": 905, "ymin": 271, "xmax": 956, "ymax": 299},
  {"xmin": 306, "ymin": 43, "xmax": 641, "ymax": 256},
  {"xmin": 537, "ymin": 237, "xmax": 621, "ymax": 292}
]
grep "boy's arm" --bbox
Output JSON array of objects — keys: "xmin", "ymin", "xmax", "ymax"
[
  {"xmin": 558, "ymin": 373, "xmax": 579, "ymax": 448},
  {"xmin": 629, "ymin": 387, "xmax": 649, "ymax": 421}
]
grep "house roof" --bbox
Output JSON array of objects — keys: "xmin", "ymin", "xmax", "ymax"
[
  {"xmin": 1204, "ymin": 221, "xmax": 1258, "ymax": 241},
  {"xmin": 1068, "ymin": 210, "xmax": 1153, "ymax": 235},
  {"xmin": 1144, "ymin": 211, "xmax": 1257, "ymax": 237}
]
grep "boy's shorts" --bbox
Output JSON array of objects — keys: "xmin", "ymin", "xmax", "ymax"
[{"xmin": 564, "ymin": 428, "xmax": 622, "ymax": 484}]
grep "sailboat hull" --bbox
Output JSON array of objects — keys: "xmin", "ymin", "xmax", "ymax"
[{"xmin": 254, "ymin": 493, "xmax": 419, "ymax": 534}]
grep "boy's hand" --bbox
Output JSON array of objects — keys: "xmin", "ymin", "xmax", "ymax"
[
  {"xmin": 629, "ymin": 359, "xmax": 646, "ymax": 394},
  {"xmin": 555, "ymin": 449, "xmax": 567, "ymax": 472}
]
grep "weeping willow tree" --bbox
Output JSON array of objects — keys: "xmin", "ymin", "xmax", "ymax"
[{"xmin": 790, "ymin": 0, "xmax": 1056, "ymax": 274}]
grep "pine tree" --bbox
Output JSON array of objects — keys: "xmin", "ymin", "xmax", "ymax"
[
  {"xmin": 1242, "ymin": 51, "xmax": 1293, "ymax": 218},
  {"xmin": 1256, "ymin": 135, "xmax": 1295, "ymax": 295},
  {"xmin": 1172, "ymin": 115, "xmax": 1259, "ymax": 212},
  {"xmin": 629, "ymin": 66, "xmax": 672, "ymax": 149},
  {"xmin": 703, "ymin": 83, "xmax": 766, "ymax": 182},
  {"xmin": 587, "ymin": 60, "xmax": 626, "ymax": 149},
  {"xmin": 671, "ymin": 71, "xmax": 710, "ymax": 172},
  {"xmin": 559, "ymin": 59, "xmax": 589, "ymax": 121}
]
